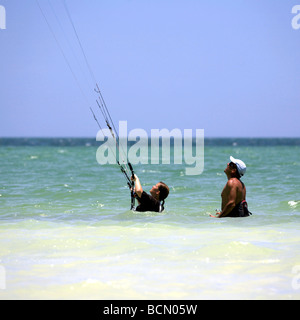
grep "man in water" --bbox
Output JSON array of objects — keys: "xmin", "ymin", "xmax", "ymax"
[
  {"xmin": 210, "ymin": 156, "xmax": 250, "ymax": 218},
  {"xmin": 131, "ymin": 174, "xmax": 169, "ymax": 212}
]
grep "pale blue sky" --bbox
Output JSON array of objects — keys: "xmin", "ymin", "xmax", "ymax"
[{"xmin": 0, "ymin": 0, "xmax": 300, "ymax": 137}]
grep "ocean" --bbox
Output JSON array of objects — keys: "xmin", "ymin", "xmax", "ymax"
[{"xmin": 0, "ymin": 138, "xmax": 299, "ymax": 300}]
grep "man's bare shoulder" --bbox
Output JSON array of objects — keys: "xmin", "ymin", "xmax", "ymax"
[{"xmin": 226, "ymin": 178, "xmax": 240, "ymax": 188}]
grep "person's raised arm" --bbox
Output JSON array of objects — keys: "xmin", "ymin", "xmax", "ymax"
[{"xmin": 131, "ymin": 174, "xmax": 143, "ymax": 198}]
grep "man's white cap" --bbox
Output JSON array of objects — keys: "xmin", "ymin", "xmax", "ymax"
[{"xmin": 230, "ymin": 156, "xmax": 246, "ymax": 177}]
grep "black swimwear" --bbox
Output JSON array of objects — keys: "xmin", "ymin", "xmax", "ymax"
[
  {"xmin": 135, "ymin": 191, "xmax": 162, "ymax": 213},
  {"xmin": 227, "ymin": 200, "xmax": 252, "ymax": 218}
]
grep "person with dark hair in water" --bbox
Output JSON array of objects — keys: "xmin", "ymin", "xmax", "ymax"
[
  {"xmin": 131, "ymin": 174, "xmax": 169, "ymax": 213},
  {"xmin": 210, "ymin": 156, "xmax": 251, "ymax": 218}
]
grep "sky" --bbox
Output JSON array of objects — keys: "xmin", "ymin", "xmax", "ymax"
[{"xmin": 0, "ymin": 0, "xmax": 300, "ymax": 138}]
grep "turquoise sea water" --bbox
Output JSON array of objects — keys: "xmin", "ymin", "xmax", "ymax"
[{"xmin": 0, "ymin": 138, "xmax": 300, "ymax": 299}]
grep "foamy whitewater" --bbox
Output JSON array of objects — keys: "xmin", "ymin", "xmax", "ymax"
[{"xmin": 0, "ymin": 138, "xmax": 300, "ymax": 299}]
